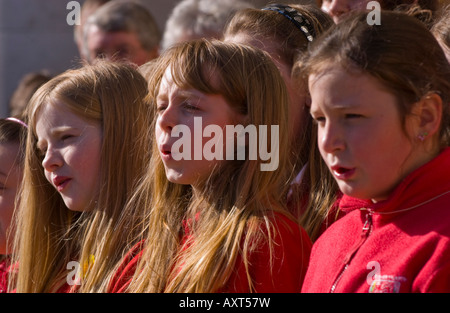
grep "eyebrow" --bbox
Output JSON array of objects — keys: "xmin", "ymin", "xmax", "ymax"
[
  {"xmin": 177, "ymin": 90, "xmax": 204, "ymax": 98},
  {"xmin": 314, "ymin": 99, "xmax": 361, "ymax": 111},
  {"xmin": 331, "ymin": 101, "xmax": 360, "ymax": 110},
  {"xmin": 156, "ymin": 93, "xmax": 168, "ymax": 103},
  {"xmin": 157, "ymin": 89, "xmax": 205, "ymax": 103}
]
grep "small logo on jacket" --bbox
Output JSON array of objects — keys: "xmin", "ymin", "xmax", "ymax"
[
  {"xmin": 366, "ymin": 261, "xmax": 407, "ymax": 293},
  {"xmin": 368, "ymin": 274, "xmax": 407, "ymax": 293}
]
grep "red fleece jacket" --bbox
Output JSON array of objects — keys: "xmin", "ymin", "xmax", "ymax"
[
  {"xmin": 0, "ymin": 258, "xmax": 10, "ymax": 293},
  {"xmin": 109, "ymin": 212, "xmax": 312, "ymax": 293},
  {"xmin": 302, "ymin": 148, "xmax": 450, "ymax": 293}
]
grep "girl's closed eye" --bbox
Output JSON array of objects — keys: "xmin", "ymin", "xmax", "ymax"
[
  {"xmin": 36, "ymin": 142, "xmax": 47, "ymax": 159},
  {"xmin": 182, "ymin": 101, "xmax": 201, "ymax": 113},
  {"xmin": 156, "ymin": 102, "xmax": 167, "ymax": 114},
  {"xmin": 345, "ymin": 113, "xmax": 364, "ymax": 119},
  {"xmin": 310, "ymin": 112, "xmax": 326, "ymax": 125},
  {"xmin": 38, "ymin": 148, "xmax": 47, "ymax": 159},
  {"xmin": 61, "ymin": 133, "xmax": 78, "ymax": 142}
]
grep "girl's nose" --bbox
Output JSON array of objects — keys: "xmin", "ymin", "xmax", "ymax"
[
  {"xmin": 157, "ymin": 104, "xmax": 178, "ymax": 133},
  {"xmin": 42, "ymin": 147, "xmax": 63, "ymax": 172},
  {"xmin": 319, "ymin": 122, "xmax": 346, "ymax": 154}
]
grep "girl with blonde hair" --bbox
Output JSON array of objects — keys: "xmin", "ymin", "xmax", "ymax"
[
  {"xmin": 224, "ymin": 4, "xmax": 341, "ymax": 242},
  {"xmin": 9, "ymin": 60, "xmax": 153, "ymax": 292},
  {"xmin": 109, "ymin": 39, "xmax": 312, "ymax": 293}
]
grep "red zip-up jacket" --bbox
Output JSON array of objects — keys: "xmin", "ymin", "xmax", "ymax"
[
  {"xmin": 109, "ymin": 212, "xmax": 312, "ymax": 293},
  {"xmin": 0, "ymin": 257, "xmax": 10, "ymax": 293},
  {"xmin": 302, "ymin": 147, "xmax": 450, "ymax": 293}
]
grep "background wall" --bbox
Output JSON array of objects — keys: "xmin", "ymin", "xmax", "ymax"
[
  {"xmin": 0, "ymin": 0, "xmax": 178, "ymax": 117},
  {"xmin": 0, "ymin": 0, "xmax": 314, "ymax": 118}
]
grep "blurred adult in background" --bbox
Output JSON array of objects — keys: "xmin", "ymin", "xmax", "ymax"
[
  {"xmin": 74, "ymin": 0, "xmax": 112, "ymax": 61},
  {"xmin": 8, "ymin": 71, "xmax": 52, "ymax": 121},
  {"xmin": 432, "ymin": 4, "xmax": 450, "ymax": 63},
  {"xmin": 161, "ymin": 0, "xmax": 254, "ymax": 52},
  {"xmin": 316, "ymin": 0, "xmax": 440, "ymax": 25},
  {"xmin": 83, "ymin": 0, "xmax": 161, "ymax": 66}
]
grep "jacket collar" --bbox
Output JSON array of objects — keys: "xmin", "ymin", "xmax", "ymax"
[{"xmin": 339, "ymin": 147, "xmax": 450, "ymax": 215}]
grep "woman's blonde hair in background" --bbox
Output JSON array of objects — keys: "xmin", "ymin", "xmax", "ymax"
[{"xmin": 225, "ymin": 4, "xmax": 339, "ymax": 241}]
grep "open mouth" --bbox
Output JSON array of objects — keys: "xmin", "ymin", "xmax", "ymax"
[
  {"xmin": 331, "ymin": 166, "xmax": 355, "ymax": 179},
  {"xmin": 159, "ymin": 145, "xmax": 173, "ymax": 160},
  {"xmin": 53, "ymin": 176, "xmax": 71, "ymax": 191}
]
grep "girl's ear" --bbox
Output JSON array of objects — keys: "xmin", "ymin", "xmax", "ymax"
[
  {"xmin": 415, "ymin": 93, "xmax": 443, "ymax": 141},
  {"xmin": 234, "ymin": 113, "xmax": 249, "ymax": 126}
]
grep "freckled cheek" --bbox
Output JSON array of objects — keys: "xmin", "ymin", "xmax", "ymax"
[
  {"xmin": 59, "ymin": 149, "xmax": 77, "ymax": 169},
  {"xmin": 66, "ymin": 147, "xmax": 100, "ymax": 175}
]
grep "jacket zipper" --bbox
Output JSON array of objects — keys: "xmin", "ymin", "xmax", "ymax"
[{"xmin": 330, "ymin": 208, "xmax": 373, "ymax": 293}]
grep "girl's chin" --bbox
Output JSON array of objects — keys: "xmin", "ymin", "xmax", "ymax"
[
  {"xmin": 63, "ymin": 198, "xmax": 96, "ymax": 212},
  {"xmin": 339, "ymin": 183, "xmax": 391, "ymax": 202},
  {"xmin": 165, "ymin": 169, "xmax": 189, "ymax": 185},
  {"xmin": 338, "ymin": 183, "xmax": 368, "ymax": 200}
]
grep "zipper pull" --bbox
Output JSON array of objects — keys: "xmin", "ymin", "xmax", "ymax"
[
  {"xmin": 362, "ymin": 209, "xmax": 373, "ymax": 234},
  {"xmin": 330, "ymin": 208, "xmax": 374, "ymax": 292},
  {"xmin": 342, "ymin": 209, "xmax": 373, "ymax": 265}
]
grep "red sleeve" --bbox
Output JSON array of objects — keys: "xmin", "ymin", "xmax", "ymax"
[
  {"xmin": 416, "ymin": 258, "xmax": 450, "ymax": 292},
  {"xmin": 224, "ymin": 213, "xmax": 313, "ymax": 293},
  {"xmin": 108, "ymin": 241, "xmax": 145, "ymax": 293},
  {"xmin": 0, "ymin": 259, "xmax": 9, "ymax": 293}
]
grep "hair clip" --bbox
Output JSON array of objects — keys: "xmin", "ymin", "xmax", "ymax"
[
  {"xmin": 262, "ymin": 4, "xmax": 316, "ymax": 42},
  {"xmin": 6, "ymin": 117, "xmax": 28, "ymax": 128}
]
